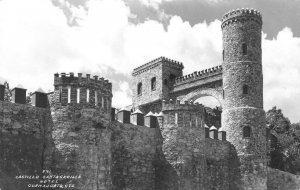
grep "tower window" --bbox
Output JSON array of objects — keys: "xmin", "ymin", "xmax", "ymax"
[
  {"xmin": 243, "ymin": 85, "xmax": 249, "ymax": 95},
  {"xmin": 164, "ymin": 79, "xmax": 168, "ymax": 85},
  {"xmin": 137, "ymin": 82, "xmax": 142, "ymax": 95},
  {"xmin": 169, "ymin": 74, "xmax": 176, "ymax": 83},
  {"xmin": 242, "ymin": 43, "xmax": 247, "ymax": 55},
  {"xmin": 223, "ymin": 89, "xmax": 225, "ymax": 99},
  {"xmin": 243, "ymin": 126, "xmax": 251, "ymax": 138},
  {"xmin": 151, "ymin": 77, "xmax": 156, "ymax": 91},
  {"xmin": 59, "ymin": 87, "xmax": 62, "ymax": 103}
]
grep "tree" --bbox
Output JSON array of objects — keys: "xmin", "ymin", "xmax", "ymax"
[
  {"xmin": 4, "ymin": 81, "xmax": 12, "ymax": 102},
  {"xmin": 204, "ymin": 106, "xmax": 222, "ymax": 129},
  {"xmin": 266, "ymin": 107, "xmax": 300, "ymax": 174}
]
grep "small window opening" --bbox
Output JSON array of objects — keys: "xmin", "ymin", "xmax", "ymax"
[
  {"xmin": 137, "ymin": 83, "xmax": 142, "ymax": 95},
  {"xmin": 95, "ymin": 91, "xmax": 98, "ymax": 106},
  {"xmin": 169, "ymin": 74, "xmax": 176, "ymax": 83},
  {"xmin": 77, "ymin": 88, "xmax": 80, "ymax": 103},
  {"xmin": 151, "ymin": 77, "xmax": 156, "ymax": 91},
  {"xmin": 59, "ymin": 87, "xmax": 62, "ymax": 103},
  {"xmin": 242, "ymin": 43, "xmax": 247, "ymax": 55},
  {"xmin": 86, "ymin": 89, "xmax": 90, "ymax": 102},
  {"xmin": 164, "ymin": 79, "xmax": 168, "ymax": 85},
  {"xmin": 243, "ymin": 126, "xmax": 251, "ymax": 138},
  {"xmin": 67, "ymin": 86, "xmax": 71, "ymax": 103},
  {"xmin": 243, "ymin": 85, "xmax": 249, "ymax": 95}
]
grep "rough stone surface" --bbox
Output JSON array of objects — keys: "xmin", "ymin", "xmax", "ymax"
[
  {"xmin": 2, "ymin": 8, "xmax": 300, "ymax": 190},
  {"xmin": 267, "ymin": 167, "xmax": 300, "ymax": 190},
  {"xmin": 0, "ymin": 101, "xmax": 53, "ymax": 190}
]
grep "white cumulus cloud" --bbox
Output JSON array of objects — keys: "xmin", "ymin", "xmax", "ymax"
[{"xmin": 0, "ymin": 0, "xmax": 299, "ymax": 122}]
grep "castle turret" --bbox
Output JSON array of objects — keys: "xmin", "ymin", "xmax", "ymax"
[
  {"xmin": 221, "ymin": 9, "xmax": 267, "ymax": 189},
  {"xmin": 132, "ymin": 57, "xmax": 184, "ymax": 114},
  {"xmin": 50, "ymin": 73, "xmax": 113, "ymax": 189}
]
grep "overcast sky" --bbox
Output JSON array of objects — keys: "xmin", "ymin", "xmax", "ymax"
[{"xmin": 0, "ymin": 0, "xmax": 299, "ymax": 122}]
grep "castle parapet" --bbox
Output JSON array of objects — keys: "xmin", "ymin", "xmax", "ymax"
[
  {"xmin": 54, "ymin": 72, "xmax": 112, "ymax": 91},
  {"xmin": 53, "ymin": 73, "xmax": 112, "ymax": 113},
  {"xmin": 144, "ymin": 111, "xmax": 157, "ymax": 128},
  {"xmin": 12, "ymin": 86, "xmax": 27, "ymax": 104},
  {"xmin": 162, "ymin": 99, "xmax": 205, "ymax": 112},
  {"xmin": 205, "ymin": 125, "xmax": 227, "ymax": 141},
  {"xmin": 132, "ymin": 56, "xmax": 184, "ymax": 76},
  {"xmin": 221, "ymin": 8, "xmax": 262, "ymax": 29},
  {"xmin": 0, "ymin": 83, "xmax": 49, "ymax": 108},
  {"xmin": 31, "ymin": 89, "xmax": 48, "ymax": 108},
  {"xmin": 174, "ymin": 65, "xmax": 222, "ymax": 86},
  {"xmin": 117, "ymin": 108, "xmax": 131, "ymax": 124}
]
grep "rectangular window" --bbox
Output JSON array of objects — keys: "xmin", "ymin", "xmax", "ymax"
[
  {"xmin": 67, "ymin": 86, "xmax": 71, "ymax": 103},
  {"xmin": 77, "ymin": 88, "xmax": 80, "ymax": 103},
  {"xmin": 59, "ymin": 87, "xmax": 62, "ymax": 103},
  {"xmin": 242, "ymin": 43, "xmax": 247, "ymax": 55},
  {"xmin": 95, "ymin": 91, "xmax": 98, "ymax": 106},
  {"xmin": 175, "ymin": 113, "xmax": 178, "ymax": 125},
  {"xmin": 102, "ymin": 97, "xmax": 104, "ymax": 108},
  {"xmin": 86, "ymin": 89, "xmax": 90, "ymax": 102}
]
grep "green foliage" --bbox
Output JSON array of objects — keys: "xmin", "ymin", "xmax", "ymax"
[{"xmin": 267, "ymin": 107, "xmax": 300, "ymax": 174}]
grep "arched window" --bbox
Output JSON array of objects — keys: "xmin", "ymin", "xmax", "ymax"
[
  {"xmin": 137, "ymin": 82, "xmax": 142, "ymax": 95},
  {"xmin": 151, "ymin": 77, "xmax": 156, "ymax": 91},
  {"xmin": 243, "ymin": 126, "xmax": 251, "ymax": 138},
  {"xmin": 242, "ymin": 43, "xmax": 247, "ymax": 55},
  {"xmin": 169, "ymin": 74, "xmax": 176, "ymax": 83},
  {"xmin": 243, "ymin": 85, "xmax": 249, "ymax": 95}
]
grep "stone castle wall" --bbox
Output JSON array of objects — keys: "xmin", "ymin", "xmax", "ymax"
[
  {"xmin": 50, "ymin": 73, "xmax": 113, "ymax": 190},
  {"xmin": 0, "ymin": 100, "xmax": 54, "ymax": 190}
]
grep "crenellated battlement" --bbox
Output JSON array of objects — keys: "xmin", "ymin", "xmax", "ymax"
[
  {"xmin": 221, "ymin": 8, "xmax": 262, "ymax": 29},
  {"xmin": 132, "ymin": 56, "xmax": 184, "ymax": 76},
  {"xmin": 174, "ymin": 65, "xmax": 222, "ymax": 86},
  {"xmin": 162, "ymin": 99, "xmax": 205, "ymax": 112},
  {"xmin": 0, "ymin": 83, "xmax": 49, "ymax": 108},
  {"xmin": 52, "ymin": 73, "xmax": 112, "ymax": 113},
  {"xmin": 54, "ymin": 72, "xmax": 112, "ymax": 91}
]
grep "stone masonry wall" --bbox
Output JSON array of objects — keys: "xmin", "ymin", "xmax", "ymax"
[
  {"xmin": 205, "ymin": 138, "xmax": 241, "ymax": 190},
  {"xmin": 50, "ymin": 89, "xmax": 112, "ymax": 190},
  {"xmin": 0, "ymin": 100, "xmax": 53, "ymax": 190},
  {"xmin": 132, "ymin": 57, "xmax": 183, "ymax": 109},
  {"xmin": 267, "ymin": 167, "xmax": 300, "ymax": 190},
  {"xmin": 111, "ymin": 121, "xmax": 161, "ymax": 190},
  {"xmin": 160, "ymin": 103, "xmax": 207, "ymax": 190}
]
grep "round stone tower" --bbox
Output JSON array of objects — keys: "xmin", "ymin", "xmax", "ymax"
[{"xmin": 221, "ymin": 9, "xmax": 267, "ymax": 189}]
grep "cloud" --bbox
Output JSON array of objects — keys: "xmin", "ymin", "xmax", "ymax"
[
  {"xmin": 0, "ymin": 0, "xmax": 299, "ymax": 122},
  {"xmin": 263, "ymin": 28, "xmax": 300, "ymax": 123}
]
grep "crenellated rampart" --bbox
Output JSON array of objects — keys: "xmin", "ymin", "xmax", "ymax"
[
  {"xmin": 53, "ymin": 72, "xmax": 112, "ymax": 114},
  {"xmin": 221, "ymin": 8, "xmax": 262, "ymax": 29},
  {"xmin": 174, "ymin": 65, "xmax": 222, "ymax": 86},
  {"xmin": 132, "ymin": 56, "xmax": 184, "ymax": 76}
]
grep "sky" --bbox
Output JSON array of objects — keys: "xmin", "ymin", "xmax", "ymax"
[{"xmin": 0, "ymin": 0, "xmax": 299, "ymax": 122}]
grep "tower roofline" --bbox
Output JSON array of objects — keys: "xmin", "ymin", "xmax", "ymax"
[
  {"xmin": 221, "ymin": 8, "xmax": 262, "ymax": 29},
  {"xmin": 132, "ymin": 56, "xmax": 184, "ymax": 76}
]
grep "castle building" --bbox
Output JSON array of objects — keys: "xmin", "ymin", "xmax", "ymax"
[{"xmin": 0, "ymin": 8, "xmax": 300, "ymax": 190}]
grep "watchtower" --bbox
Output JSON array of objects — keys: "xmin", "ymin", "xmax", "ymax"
[
  {"xmin": 221, "ymin": 9, "xmax": 267, "ymax": 189},
  {"xmin": 132, "ymin": 57, "xmax": 184, "ymax": 114},
  {"xmin": 50, "ymin": 72, "xmax": 113, "ymax": 189}
]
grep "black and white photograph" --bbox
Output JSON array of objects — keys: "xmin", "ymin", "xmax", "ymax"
[{"xmin": 0, "ymin": 0, "xmax": 300, "ymax": 189}]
